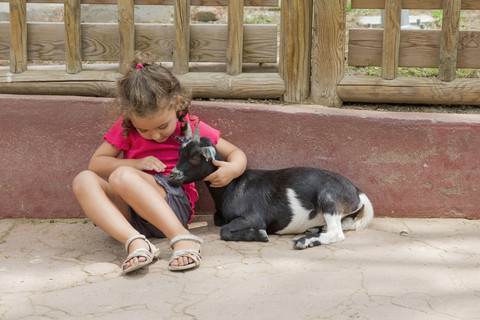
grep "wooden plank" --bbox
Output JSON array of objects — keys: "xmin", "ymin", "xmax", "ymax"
[
  {"xmin": 351, "ymin": 0, "xmax": 479, "ymax": 10},
  {"xmin": 64, "ymin": 0, "xmax": 82, "ymax": 73},
  {"xmin": 310, "ymin": 0, "xmax": 346, "ymax": 107},
  {"xmin": 280, "ymin": 0, "xmax": 312, "ymax": 103},
  {"xmin": 0, "ymin": 82, "xmax": 117, "ymax": 96},
  {"xmin": 9, "ymin": 0, "xmax": 27, "ymax": 73},
  {"xmin": 0, "ymin": 23, "xmax": 277, "ymax": 64},
  {"xmin": 0, "ymin": 70, "xmax": 285, "ymax": 99},
  {"xmin": 226, "ymin": 0, "xmax": 244, "ymax": 76},
  {"xmin": 338, "ymin": 75, "xmax": 480, "ymax": 105},
  {"xmin": 0, "ymin": 61, "xmax": 279, "ymax": 73},
  {"xmin": 0, "ymin": 69, "xmax": 120, "ymax": 82},
  {"xmin": 348, "ymin": 29, "xmax": 480, "ymax": 68},
  {"xmin": 0, "ymin": 0, "xmax": 279, "ymax": 6},
  {"xmin": 438, "ymin": 0, "xmax": 462, "ymax": 82},
  {"xmin": 176, "ymin": 72, "xmax": 284, "ymax": 98},
  {"xmin": 381, "ymin": 0, "xmax": 402, "ymax": 80},
  {"xmin": 118, "ymin": 0, "xmax": 135, "ymax": 74},
  {"xmin": 173, "ymin": 0, "xmax": 190, "ymax": 75}
]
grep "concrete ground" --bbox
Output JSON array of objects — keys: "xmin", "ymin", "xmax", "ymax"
[{"xmin": 0, "ymin": 216, "xmax": 479, "ymax": 320}]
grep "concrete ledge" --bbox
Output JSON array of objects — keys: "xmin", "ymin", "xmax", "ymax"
[{"xmin": 1, "ymin": 94, "xmax": 479, "ymax": 219}]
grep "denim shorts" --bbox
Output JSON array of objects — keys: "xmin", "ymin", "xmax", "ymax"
[{"xmin": 129, "ymin": 174, "xmax": 191, "ymax": 238}]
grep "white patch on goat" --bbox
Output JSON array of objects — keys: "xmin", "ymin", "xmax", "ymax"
[
  {"xmin": 277, "ymin": 188, "xmax": 326, "ymax": 234},
  {"xmin": 301, "ymin": 214, "xmax": 345, "ymax": 246}
]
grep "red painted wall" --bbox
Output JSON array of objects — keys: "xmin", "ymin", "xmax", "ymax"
[{"xmin": 1, "ymin": 94, "xmax": 479, "ymax": 219}]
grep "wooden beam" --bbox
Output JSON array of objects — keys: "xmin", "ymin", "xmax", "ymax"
[
  {"xmin": 226, "ymin": 0, "xmax": 244, "ymax": 76},
  {"xmin": 177, "ymin": 72, "xmax": 284, "ymax": 98},
  {"xmin": 338, "ymin": 75, "xmax": 480, "ymax": 105},
  {"xmin": 348, "ymin": 29, "xmax": 480, "ymax": 68},
  {"xmin": 0, "ymin": 23, "xmax": 277, "ymax": 64},
  {"xmin": 118, "ymin": 0, "xmax": 135, "ymax": 74},
  {"xmin": 280, "ymin": 0, "xmax": 312, "ymax": 103},
  {"xmin": 64, "ymin": 0, "xmax": 82, "ymax": 73},
  {"xmin": 351, "ymin": 0, "xmax": 479, "ymax": 10},
  {"xmin": 9, "ymin": 0, "xmax": 27, "ymax": 73},
  {"xmin": 0, "ymin": 0, "xmax": 280, "ymax": 6},
  {"xmin": 311, "ymin": 0, "xmax": 346, "ymax": 107},
  {"xmin": 0, "ymin": 70, "xmax": 285, "ymax": 99},
  {"xmin": 381, "ymin": 0, "xmax": 402, "ymax": 80},
  {"xmin": 438, "ymin": 0, "xmax": 462, "ymax": 82},
  {"xmin": 173, "ymin": 0, "xmax": 190, "ymax": 75}
]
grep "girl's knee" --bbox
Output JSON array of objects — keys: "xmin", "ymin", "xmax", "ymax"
[
  {"xmin": 109, "ymin": 166, "xmax": 139, "ymax": 190},
  {"xmin": 72, "ymin": 170, "xmax": 98, "ymax": 196}
]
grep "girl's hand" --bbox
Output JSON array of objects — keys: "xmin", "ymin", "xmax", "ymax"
[
  {"xmin": 203, "ymin": 159, "xmax": 238, "ymax": 188},
  {"xmin": 135, "ymin": 156, "xmax": 166, "ymax": 173}
]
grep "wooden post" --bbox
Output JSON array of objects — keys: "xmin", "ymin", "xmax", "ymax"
[
  {"xmin": 438, "ymin": 0, "xmax": 462, "ymax": 82},
  {"xmin": 118, "ymin": 0, "xmax": 135, "ymax": 74},
  {"xmin": 311, "ymin": 0, "xmax": 347, "ymax": 107},
  {"xmin": 9, "ymin": 0, "xmax": 27, "ymax": 73},
  {"xmin": 173, "ymin": 0, "xmax": 190, "ymax": 75},
  {"xmin": 280, "ymin": 0, "xmax": 313, "ymax": 103},
  {"xmin": 226, "ymin": 0, "xmax": 244, "ymax": 76},
  {"xmin": 381, "ymin": 0, "xmax": 402, "ymax": 80},
  {"xmin": 64, "ymin": 0, "xmax": 82, "ymax": 74}
]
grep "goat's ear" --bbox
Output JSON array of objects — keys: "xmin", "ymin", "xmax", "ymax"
[
  {"xmin": 192, "ymin": 125, "xmax": 201, "ymax": 142},
  {"xmin": 172, "ymin": 134, "xmax": 184, "ymax": 143},
  {"xmin": 185, "ymin": 123, "xmax": 193, "ymax": 140},
  {"xmin": 200, "ymin": 146, "xmax": 216, "ymax": 162}
]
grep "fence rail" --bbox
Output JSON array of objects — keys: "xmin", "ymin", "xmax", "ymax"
[
  {"xmin": 337, "ymin": 0, "xmax": 480, "ymax": 106},
  {"xmin": 1, "ymin": 0, "xmax": 480, "ymax": 105}
]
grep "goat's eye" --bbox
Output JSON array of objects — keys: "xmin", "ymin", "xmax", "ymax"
[{"xmin": 189, "ymin": 155, "xmax": 202, "ymax": 165}]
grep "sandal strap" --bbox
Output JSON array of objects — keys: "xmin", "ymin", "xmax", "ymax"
[
  {"xmin": 169, "ymin": 234, "xmax": 203, "ymax": 249},
  {"xmin": 169, "ymin": 249, "xmax": 202, "ymax": 265},
  {"xmin": 125, "ymin": 234, "xmax": 147, "ymax": 253},
  {"xmin": 125, "ymin": 234, "xmax": 159, "ymax": 257},
  {"xmin": 124, "ymin": 248, "xmax": 155, "ymax": 264}
]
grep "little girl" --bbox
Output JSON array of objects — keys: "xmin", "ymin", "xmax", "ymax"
[{"xmin": 72, "ymin": 52, "xmax": 247, "ymax": 274}]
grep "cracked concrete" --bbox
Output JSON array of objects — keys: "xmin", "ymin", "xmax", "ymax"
[{"xmin": 1, "ymin": 216, "xmax": 479, "ymax": 319}]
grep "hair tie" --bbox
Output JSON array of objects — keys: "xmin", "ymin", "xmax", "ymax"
[{"xmin": 135, "ymin": 63, "xmax": 144, "ymax": 69}]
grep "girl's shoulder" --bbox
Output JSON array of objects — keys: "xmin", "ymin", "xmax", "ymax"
[{"xmin": 103, "ymin": 117, "xmax": 132, "ymax": 150}]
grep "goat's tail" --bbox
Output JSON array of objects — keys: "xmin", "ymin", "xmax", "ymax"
[{"xmin": 353, "ymin": 193, "xmax": 374, "ymax": 231}]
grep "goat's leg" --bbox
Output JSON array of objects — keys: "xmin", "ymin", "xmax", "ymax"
[
  {"xmin": 293, "ymin": 213, "xmax": 344, "ymax": 249},
  {"xmin": 220, "ymin": 218, "xmax": 269, "ymax": 242},
  {"xmin": 213, "ymin": 211, "xmax": 227, "ymax": 226},
  {"xmin": 341, "ymin": 216, "xmax": 356, "ymax": 231}
]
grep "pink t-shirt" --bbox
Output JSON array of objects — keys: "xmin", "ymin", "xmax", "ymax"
[{"xmin": 103, "ymin": 115, "xmax": 221, "ymax": 220}]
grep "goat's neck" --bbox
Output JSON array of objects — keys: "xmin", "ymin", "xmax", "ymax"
[{"xmin": 205, "ymin": 178, "xmax": 237, "ymax": 210}]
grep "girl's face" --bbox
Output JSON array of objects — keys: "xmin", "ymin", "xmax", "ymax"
[{"xmin": 130, "ymin": 107, "xmax": 178, "ymax": 143}]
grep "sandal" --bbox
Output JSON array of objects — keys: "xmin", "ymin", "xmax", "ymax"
[
  {"xmin": 168, "ymin": 234, "xmax": 203, "ymax": 271},
  {"xmin": 121, "ymin": 234, "xmax": 160, "ymax": 275}
]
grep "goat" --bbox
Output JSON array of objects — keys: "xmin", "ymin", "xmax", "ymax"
[{"xmin": 168, "ymin": 124, "xmax": 374, "ymax": 249}]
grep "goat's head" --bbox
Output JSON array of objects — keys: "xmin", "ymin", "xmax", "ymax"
[{"xmin": 168, "ymin": 123, "xmax": 218, "ymax": 187}]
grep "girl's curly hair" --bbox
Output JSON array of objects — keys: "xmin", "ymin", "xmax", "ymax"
[{"xmin": 112, "ymin": 51, "xmax": 192, "ymax": 137}]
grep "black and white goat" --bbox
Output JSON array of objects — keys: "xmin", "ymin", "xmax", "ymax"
[{"xmin": 168, "ymin": 124, "xmax": 374, "ymax": 249}]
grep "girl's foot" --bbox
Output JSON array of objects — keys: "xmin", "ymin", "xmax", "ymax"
[
  {"xmin": 123, "ymin": 238, "xmax": 149, "ymax": 270},
  {"xmin": 168, "ymin": 234, "xmax": 203, "ymax": 271},
  {"xmin": 122, "ymin": 234, "xmax": 160, "ymax": 274}
]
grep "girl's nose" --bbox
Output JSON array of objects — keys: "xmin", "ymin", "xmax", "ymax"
[{"xmin": 152, "ymin": 131, "xmax": 162, "ymax": 141}]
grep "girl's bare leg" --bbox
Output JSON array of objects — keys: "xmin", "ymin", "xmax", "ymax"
[
  {"xmin": 108, "ymin": 166, "xmax": 200, "ymax": 267},
  {"xmin": 72, "ymin": 170, "xmax": 150, "ymax": 268}
]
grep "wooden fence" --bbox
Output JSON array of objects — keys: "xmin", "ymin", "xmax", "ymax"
[
  {"xmin": 1, "ymin": 0, "xmax": 480, "ymax": 105},
  {"xmin": 333, "ymin": 0, "xmax": 480, "ymax": 106},
  {"xmin": 1, "ymin": 0, "xmax": 311, "ymax": 101}
]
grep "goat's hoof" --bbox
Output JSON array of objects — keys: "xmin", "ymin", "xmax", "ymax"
[
  {"xmin": 258, "ymin": 229, "xmax": 269, "ymax": 242},
  {"xmin": 293, "ymin": 239, "xmax": 308, "ymax": 250},
  {"xmin": 293, "ymin": 235, "xmax": 321, "ymax": 250}
]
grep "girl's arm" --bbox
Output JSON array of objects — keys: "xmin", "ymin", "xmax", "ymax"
[
  {"xmin": 88, "ymin": 141, "xmax": 166, "ymax": 178},
  {"xmin": 203, "ymin": 137, "xmax": 247, "ymax": 188}
]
